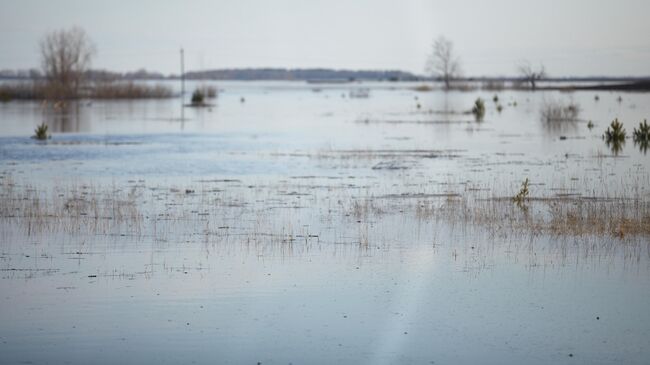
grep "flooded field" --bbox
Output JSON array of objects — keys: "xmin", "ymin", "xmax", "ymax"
[{"xmin": 1, "ymin": 81, "xmax": 649, "ymax": 364}]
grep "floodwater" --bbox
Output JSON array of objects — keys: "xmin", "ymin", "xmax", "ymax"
[{"xmin": 1, "ymin": 81, "xmax": 649, "ymax": 364}]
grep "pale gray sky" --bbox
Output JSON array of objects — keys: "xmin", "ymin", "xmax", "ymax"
[{"xmin": 1, "ymin": 0, "xmax": 649, "ymax": 76}]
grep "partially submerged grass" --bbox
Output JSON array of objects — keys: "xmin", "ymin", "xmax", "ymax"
[
  {"xmin": 90, "ymin": 81, "xmax": 173, "ymax": 99},
  {"xmin": 0, "ymin": 81, "xmax": 173, "ymax": 101},
  {"xmin": 471, "ymin": 98, "xmax": 485, "ymax": 121},
  {"xmin": 0, "ymin": 82, "xmax": 48, "ymax": 101},
  {"xmin": 603, "ymin": 118, "xmax": 626, "ymax": 155},
  {"xmin": 32, "ymin": 123, "xmax": 49, "ymax": 140},
  {"xmin": 2, "ymin": 173, "xmax": 648, "ymax": 244},
  {"xmin": 191, "ymin": 89, "xmax": 205, "ymax": 105},
  {"xmin": 188, "ymin": 86, "xmax": 217, "ymax": 106},
  {"xmin": 604, "ymin": 118, "xmax": 626, "ymax": 142},
  {"xmin": 633, "ymin": 119, "xmax": 649, "ymax": 142},
  {"xmin": 512, "ymin": 178, "xmax": 529, "ymax": 206}
]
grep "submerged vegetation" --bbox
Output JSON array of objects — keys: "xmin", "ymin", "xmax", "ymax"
[
  {"xmin": 633, "ymin": 119, "xmax": 650, "ymax": 154},
  {"xmin": 1, "ymin": 174, "xmax": 649, "ymax": 247},
  {"xmin": 512, "ymin": 178, "xmax": 530, "ymax": 206},
  {"xmin": 471, "ymin": 98, "xmax": 485, "ymax": 121},
  {"xmin": 189, "ymin": 85, "xmax": 217, "ymax": 106},
  {"xmin": 191, "ymin": 88, "xmax": 205, "ymax": 105},
  {"xmin": 0, "ymin": 80, "xmax": 173, "ymax": 101},
  {"xmin": 633, "ymin": 119, "xmax": 649, "ymax": 142},
  {"xmin": 603, "ymin": 118, "xmax": 627, "ymax": 155},
  {"xmin": 604, "ymin": 118, "xmax": 626, "ymax": 142},
  {"xmin": 90, "ymin": 81, "xmax": 173, "ymax": 99},
  {"xmin": 32, "ymin": 123, "xmax": 49, "ymax": 140}
]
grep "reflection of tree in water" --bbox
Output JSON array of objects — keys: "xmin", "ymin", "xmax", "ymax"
[
  {"xmin": 42, "ymin": 102, "xmax": 83, "ymax": 133},
  {"xmin": 605, "ymin": 138, "xmax": 625, "ymax": 156},
  {"xmin": 542, "ymin": 119, "xmax": 578, "ymax": 136}
]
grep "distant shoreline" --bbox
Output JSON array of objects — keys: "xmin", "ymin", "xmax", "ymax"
[{"xmin": 2, "ymin": 67, "xmax": 649, "ymax": 84}]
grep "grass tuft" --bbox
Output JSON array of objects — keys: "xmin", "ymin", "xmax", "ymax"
[{"xmin": 32, "ymin": 123, "xmax": 49, "ymax": 140}]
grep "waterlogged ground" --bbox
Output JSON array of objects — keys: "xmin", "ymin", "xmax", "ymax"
[{"xmin": 1, "ymin": 81, "xmax": 649, "ymax": 364}]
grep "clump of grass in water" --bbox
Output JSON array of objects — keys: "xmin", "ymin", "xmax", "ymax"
[
  {"xmin": 603, "ymin": 118, "xmax": 626, "ymax": 143},
  {"xmin": 633, "ymin": 119, "xmax": 650, "ymax": 154},
  {"xmin": 603, "ymin": 118, "xmax": 626, "ymax": 155},
  {"xmin": 633, "ymin": 119, "xmax": 649, "ymax": 142},
  {"xmin": 32, "ymin": 123, "xmax": 49, "ymax": 140},
  {"xmin": 472, "ymin": 98, "xmax": 485, "ymax": 121},
  {"xmin": 512, "ymin": 178, "xmax": 530, "ymax": 206},
  {"xmin": 191, "ymin": 88, "xmax": 205, "ymax": 106}
]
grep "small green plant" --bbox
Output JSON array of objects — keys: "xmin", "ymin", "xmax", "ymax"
[
  {"xmin": 32, "ymin": 123, "xmax": 49, "ymax": 140},
  {"xmin": 496, "ymin": 104, "xmax": 503, "ymax": 113},
  {"xmin": 603, "ymin": 118, "xmax": 626, "ymax": 143},
  {"xmin": 594, "ymin": 95, "xmax": 599, "ymax": 101},
  {"xmin": 191, "ymin": 88, "xmax": 205, "ymax": 105},
  {"xmin": 472, "ymin": 98, "xmax": 485, "ymax": 121},
  {"xmin": 587, "ymin": 120, "xmax": 594, "ymax": 130},
  {"xmin": 513, "ymin": 178, "xmax": 530, "ymax": 205},
  {"xmin": 633, "ymin": 119, "xmax": 649, "ymax": 142},
  {"xmin": 492, "ymin": 94, "xmax": 499, "ymax": 103}
]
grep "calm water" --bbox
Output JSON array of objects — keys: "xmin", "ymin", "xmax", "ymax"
[{"xmin": 1, "ymin": 81, "xmax": 649, "ymax": 364}]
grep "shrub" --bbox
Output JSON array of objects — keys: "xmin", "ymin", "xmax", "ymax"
[
  {"xmin": 33, "ymin": 123, "xmax": 49, "ymax": 140},
  {"xmin": 472, "ymin": 98, "xmax": 485, "ymax": 121},
  {"xmin": 603, "ymin": 119, "xmax": 626, "ymax": 155},
  {"xmin": 603, "ymin": 118, "xmax": 626, "ymax": 143},
  {"xmin": 191, "ymin": 88, "xmax": 205, "ymax": 105},
  {"xmin": 633, "ymin": 119, "xmax": 649, "ymax": 142}
]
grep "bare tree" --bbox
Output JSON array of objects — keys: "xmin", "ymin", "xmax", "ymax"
[
  {"xmin": 40, "ymin": 27, "xmax": 95, "ymax": 99},
  {"xmin": 426, "ymin": 35, "xmax": 461, "ymax": 90},
  {"xmin": 518, "ymin": 61, "xmax": 546, "ymax": 91}
]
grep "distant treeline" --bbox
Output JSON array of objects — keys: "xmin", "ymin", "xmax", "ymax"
[
  {"xmin": 0, "ymin": 68, "xmax": 166, "ymax": 81},
  {"xmin": 182, "ymin": 68, "xmax": 422, "ymax": 81},
  {"xmin": 0, "ymin": 68, "xmax": 422, "ymax": 82},
  {"xmin": 2, "ymin": 67, "xmax": 648, "ymax": 84}
]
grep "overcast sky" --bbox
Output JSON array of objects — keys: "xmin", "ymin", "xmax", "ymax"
[{"xmin": 1, "ymin": 0, "xmax": 649, "ymax": 76}]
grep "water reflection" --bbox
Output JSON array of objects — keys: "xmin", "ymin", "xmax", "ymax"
[
  {"xmin": 42, "ymin": 101, "xmax": 85, "ymax": 133},
  {"xmin": 605, "ymin": 138, "xmax": 625, "ymax": 156},
  {"xmin": 541, "ymin": 119, "xmax": 579, "ymax": 136},
  {"xmin": 635, "ymin": 139, "xmax": 649, "ymax": 155}
]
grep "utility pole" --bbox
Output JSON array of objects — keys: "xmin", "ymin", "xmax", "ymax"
[
  {"xmin": 180, "ymin": 48, "xmax": 185, "ymax": 100},
  {"xmin": 180, "ymin": 47, "xmax": 185, "ymax": 126}
]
